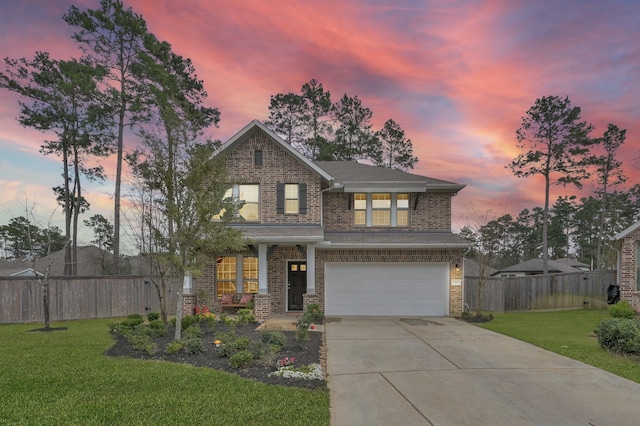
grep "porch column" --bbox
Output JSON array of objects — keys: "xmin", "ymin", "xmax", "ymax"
[
  {"xmin": 258, "ymin": 243, "xmax": 268, "ymax": 294},
  {"xmin": 306, "ymin": 243, "xmax": 316, "ymax": 294}
]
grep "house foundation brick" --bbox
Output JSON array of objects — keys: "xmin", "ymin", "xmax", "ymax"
[
  {"xmin": 182, "ymin": 294, "xmax": 196, "ymax": 316},
  {"xmin": 303, "ymin": 293, "xmax": 319, "ymax": 312},
  {"xmin": 254, "ymin": 293, "xmax": 272, "ymax": 322}
]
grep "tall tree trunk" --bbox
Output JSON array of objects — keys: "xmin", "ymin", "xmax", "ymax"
[
  {"xmin": 542, "ymin": 172, "xmax": 550, "ymax": 275},
  {"xmin": 63, "ymin": 150, "xmax": 73, "ymax": 276},
  {"xmin": 112, "ymin": 91, "xmax": 126, "ymax": 275},
  {"xmin": 72, "ymin": 147, "xmax": 82, "ymax": 276}
]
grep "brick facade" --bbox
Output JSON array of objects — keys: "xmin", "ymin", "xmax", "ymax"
[
  {"xmin": 187, "ymin": 123, "xmax": 466, "ymax": 321},
  {"xmin": 322, "ymin": 191, "xmax": 452, "ymax": 232},
  {"xmin": 619, "ymin": 228, "xmax": 640, "ymax": 311},
  {"xmin": 222, "ymin": 129, "xmax": 321, "ymax": 225}
]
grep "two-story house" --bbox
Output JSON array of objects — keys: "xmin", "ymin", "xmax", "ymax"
[{"xmin": 190, "ymin": 120, "xmax": 469, "ymax": 321}]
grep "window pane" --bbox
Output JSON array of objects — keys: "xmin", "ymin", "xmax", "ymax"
[
  {"xmin": 397, "ymin": 193, "xmax": 409, "ymax": 209},
  {"xmin": 285, "ymin": 199, "xmax": 299, "ymax": 214},
  {"xmin": 217, "ymin": 257, "xmax": 237, "ymax": 297},
  {"xmin": 372, "ymin": 210, "xmax": 390, "ymax": 226},
  {"xmin": 243, "ymin": 257, "xmax": 258, "ymax": 279},
  {"xmin": 239, "ymin": 185, "xmax": 259, "ymax": 202},
  {"xmin": 243, "ymin": 281, "xmax": 258, "ymax": 293},
  {"xmin": 372, "ymin": 193, "xmax": 391, "ymax": 209},
  {"xmin": 285, "ymin": 184, "xmax": 298, "ymax": 198},
  {"xmin": 397, "ymin": 210, "xmax": 409, "ymax": 226},
  {"xmin": 354, "ymin": 210, "xmax": 366, "ymax": 226},
  {"xmin": 354, "ymin": 193, "xmax": 366, "ymax": 210},
  {"xmin": 240, "ymin": 204, "xmax": 259, "ymax": 221}
]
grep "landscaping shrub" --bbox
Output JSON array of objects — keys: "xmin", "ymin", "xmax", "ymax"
[
  {"xmin": 183, "ymin": 337, "xmax": 204, "ymax": 355},
  {"xmin": 165, "ymin": 341, "xmax": 184, "ymax": 355},
  {"xmin": 229, "ymin": 336, "xmax": 250, "ymax": 352},
  {"xmin": 237, "ymin": 308, "xmax": 255, "ymax": 324},
  {"xmin": 295, "ymin": 318, "xmax": 311, "ymax": 348},
  {"xmin": 125, "ymin": 326, "xmax": 156, "ymax": 355},
  {"xmin": 594, "ymin": 318, "xmax": 640, "ymax": 354},
  {"xmin": 609, "ymin": 301, "xmax": 637, "ymax": 319},
  {"xmin": 260, "ymin": 330, "xmax": 286, "ymax": 349},
  {"xmin": 229, "ymin": 350, "xmax": 254, "ymax": 369},
  {"xmin": 305, "ymin": 303, "xmax": 324, "ymax": 323},
  {"xmin": 120, "ymin": 313, "xmax": 144, "ymax": 329},
  {"xmin": 461, "ymin": 311, "xmax": 494, "ymax": 323},
  {"xmin": 149, "ymin": 319, "xmax": 167, "ymax": 337},
  {"xmin": 147, "ymin": 312, "xmax": 160, "ymax": 322},
  {"xmin": 183, "ymin": 324, "xmax": 203, "ymax": 338},
  {"xmin": 181, "ymin": 315, "xmax": 198, "ymax": 330}
]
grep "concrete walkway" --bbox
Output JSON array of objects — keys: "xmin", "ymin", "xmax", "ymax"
[{"xmin": 326, "ymin": 316, "xmax": 640, "ymax": 425}]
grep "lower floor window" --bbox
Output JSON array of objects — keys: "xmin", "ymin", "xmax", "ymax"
[{"xmin": 216, "ymin": 255, "xmax": 259, "ymax": 297}]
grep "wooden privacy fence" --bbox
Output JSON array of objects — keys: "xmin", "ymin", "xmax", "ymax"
[
  {"xmin": 464, "ymin": 271, "xmax": 616, "ymax": 312},
  {"xmin": 0, "ymin": 276, "xmax": 177, "ymax": 324}
]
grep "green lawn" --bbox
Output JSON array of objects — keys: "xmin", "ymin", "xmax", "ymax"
[
  {"xmin": 0, "ymin": 319, "xmax": 329, "ymax": 426},
  {"xmin": 476, "ymin": 309, "xmax": 640, "ymax": 383}
]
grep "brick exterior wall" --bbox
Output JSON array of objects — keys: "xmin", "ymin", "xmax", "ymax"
[
  {"xmin": 183, "ymin": 294, "xmax": 196, "ymax": 316},
  {"xmin": 619, "ymin": 228, "xmax": 640, "ymax": 312},
  {"xmin": 222, "ymin": 129, "xmax": 321, "ymax": 225},
  {"xmin": 254, "ymin": 293, "xmax": 272, "ymax": 322},
  {"xmin": 322, "ymin": 191, "xmax": 453, "ymax": 231},
  {"xmin": 187, "ymin": 125, "xmax": 465, "ymax": 319},
  {"xmin": 303, "ymin": 293, "xmax": 320, "ymax": 312}
]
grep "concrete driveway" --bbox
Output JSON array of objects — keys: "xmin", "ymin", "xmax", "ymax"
[{"xmin": 326, "ymin": 316, "xmax": 640, "ymax": 426}]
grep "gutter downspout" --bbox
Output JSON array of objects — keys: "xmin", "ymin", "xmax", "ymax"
[{"xmin": 320, "ymin": 181, "xmax": 343, "ymax": 227}]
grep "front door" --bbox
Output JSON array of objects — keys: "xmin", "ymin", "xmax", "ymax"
[{"xmin": 287, "ymin": 261, "xmax": 307, "ymax": 311}]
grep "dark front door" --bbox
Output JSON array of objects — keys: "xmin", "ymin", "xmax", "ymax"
[{"xmin": 288, "ymin": 261, "xmax": 307, "ymax": 311}]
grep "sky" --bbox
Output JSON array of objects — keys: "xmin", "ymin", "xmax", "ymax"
[{"xmin": 0, "ymin": 0, "xmax": 639, "ymax": 253}]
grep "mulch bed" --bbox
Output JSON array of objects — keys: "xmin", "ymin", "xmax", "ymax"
[{"xmin": 105, "ymin": 323, "xmax": 326, "ymax": 390}]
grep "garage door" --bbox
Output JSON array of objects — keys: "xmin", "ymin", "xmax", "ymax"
[{"xmin": 324, "ymin": 262, "xmax": 449, "ymax": 316}]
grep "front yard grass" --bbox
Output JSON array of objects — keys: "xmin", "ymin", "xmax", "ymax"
[
  {"xmin": 476, "ymin": 309, "xmax": 640, "ymax": 384},
  {"xmin": 0, "ymin": 318, "xmax": 329, "ymax": 426}
]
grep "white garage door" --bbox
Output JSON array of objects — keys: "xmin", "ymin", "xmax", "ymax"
[{"xmin": 325, "ymin": 262, "xmax": 449, "ymax": 316}]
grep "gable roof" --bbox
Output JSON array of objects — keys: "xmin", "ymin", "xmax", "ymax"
[
  {"xmin": 215, "ymin": 120, "xmax": 332, "ymax": 182},
  {"xmin": 491, "ymin": 258, "xmax": 582, "ymax": 276},
  {"xmin": 615, "ymin": 221, "xmax": 640, "ymax": 240},
  {"xmin": 314, "ymin": 161, "xmax": 465, "ymax": 193}
]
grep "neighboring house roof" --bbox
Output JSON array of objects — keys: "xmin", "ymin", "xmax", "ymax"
[
  {"xmin": 554, "ymin": 258, "xmax": 591, "ymax": 270},
  {"xmin": 314, "ymin": 161, "xmax": 465, "ymax": 193},
  {"xmin": 615, "ymin": 221, "xmax": 640, "ymax": 240},
  {"xmin": 320, "ymin": 231, "xmax": 469, "ymax": 249},
  {"xmin": 491, "ymin": 258, "xmax": 582, "ymax": 276},
  {"xmin": 463, "ymin": 258, "xmax": 497, "ymax": 277},
  {"xmin": 9, "ymin": 268, "xmax": 44, "ymax": 277},
  {"xmin": 215, "ymin": 120, "xmax": 333, "ymax": 183}
]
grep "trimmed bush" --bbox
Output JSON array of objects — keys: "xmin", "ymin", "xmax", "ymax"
[
  {"xmin": 609, "ymin": 301, "xmax": 637, "ymax": 319},
  {"xmin": 305, "ymin": 303, "xmax": 324, "ymax": 323},
  {"xmin": 147, "ymin": 312, "xmax": 160, "ymax": 322},
  {"xmin": 237, "ymin": 308, "xmax": 255, "ymax": 324},
  {"xmin": 594, "ymin": 318, "xmax": 640, "ymax": 354},
  {"xmin": 260, "ymin": 330, "xmax": 286, "ymax": 349},
  {"xmin": 166, "ymin": 341, "xmax": 184, "ymax": 355},
  {"xmin": 149, "ymin": 319, "xmax": 167, "ymax": 337},
  {"xmin": 229, "ymin": 350, "xmax": 254, "ymax": 369},
  {"xmin": 183, "ymin": 324, "xmax": 203, "ymax": 338},
  {"xmin": 183, "ymin": 337, "xmax": 204, "ymax": 355}
]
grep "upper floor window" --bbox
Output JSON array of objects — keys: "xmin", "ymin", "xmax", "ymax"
[
  {"xmin": 238, "ymin": 184, "xmax": 260, "ymax": 221},
  {"xmin": 354, "ymin": 193, "xmax": 410, "ymax": 227},
  {"xmin": 277, "ymin": 183, "xmax": 307, "ymax": 215},
  {"xmin": 372, "ymin": 193, "xmax": 391, "ymax": 226},
  {"xmin": 216, "ymin": 184, "xmax": 260, "ymax": 222},
  {"xmin": 354, "ymin": 193, "xmax": 366, "ymax": 226}
]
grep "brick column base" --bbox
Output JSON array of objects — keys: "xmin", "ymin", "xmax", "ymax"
[
  {"xmin": 254, "ymin": 293, "xmax": 272, "ymax": 323},
  {"xmin": 303, "ymin": 293, "xmax": 319, "ymax": 312},
  {"xmin": 182, "ymin": 294, "xmax": 196, "ymax": 316}
]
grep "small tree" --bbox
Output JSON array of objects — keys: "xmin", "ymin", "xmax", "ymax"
[{"xmin": 509, "ymin": 95, "xmax": 593, "ymax": 274}]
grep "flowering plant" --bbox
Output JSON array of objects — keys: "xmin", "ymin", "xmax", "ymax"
[{"xmin": 277, "ymin": 356, "xmax": 295, "ymax": 367}]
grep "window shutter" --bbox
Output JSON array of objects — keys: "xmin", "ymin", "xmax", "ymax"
[
  {"xmin": 299, "ymin": 183, "xmax": 307, "ymax": 214},
  {"xmin": 276, "ymin": 183, "xmax": 285, "ymax": 214}
]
